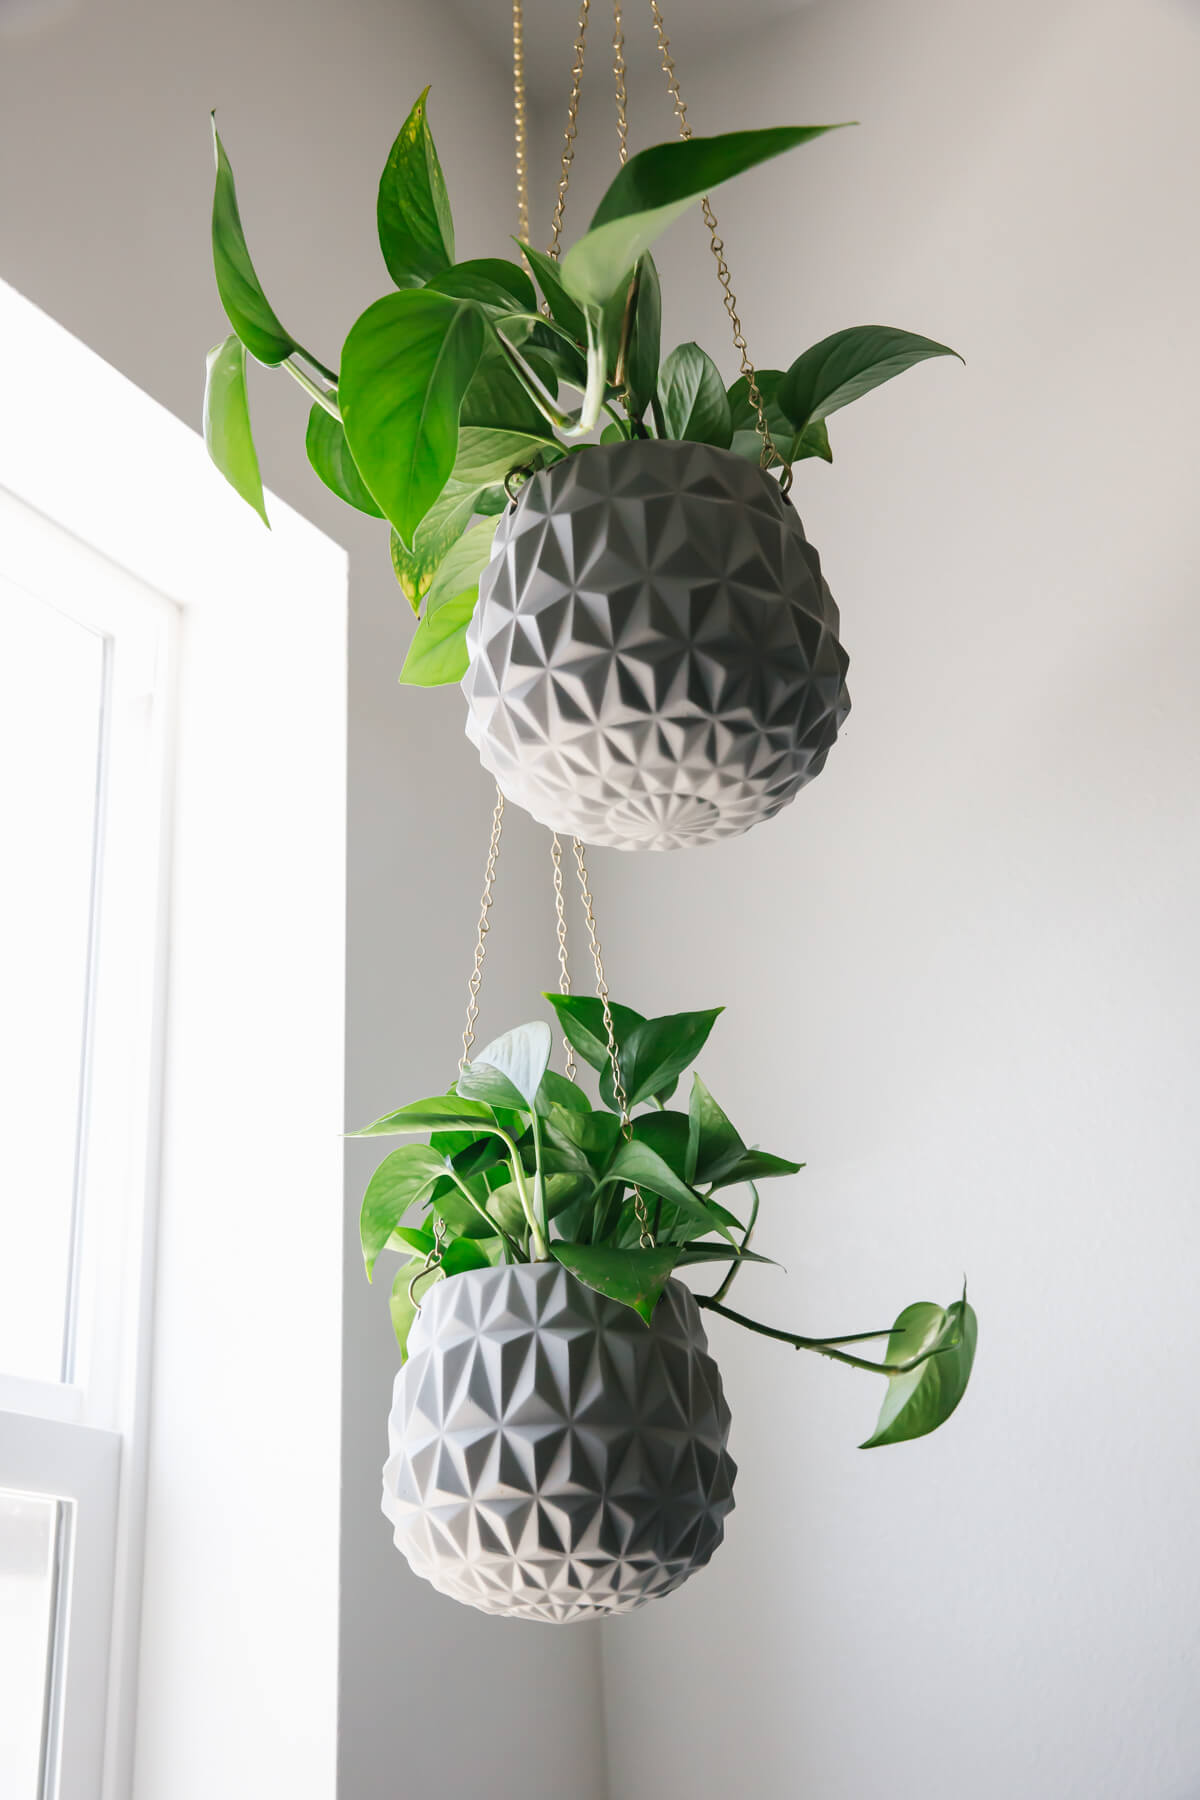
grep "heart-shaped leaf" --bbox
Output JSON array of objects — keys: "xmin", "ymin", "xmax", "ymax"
[
  {"xmin": 398, "ymin": 589, "xmax": 477, "ymax": 687},
  {"xmin": 340, "ymin": 289, "xmax": 486, "ymax": 545},
  {"xmin": 350, "ymin": 1095, "xmax": 501, "ymax": 1137},
  {"xmin": 535, "ymin": 1070, "xmax": 590, "ymax": 1117},
  {"xmin": 779, "ymin": 325, "xmax": 961, "ymax": 436},
  {"xmin": 359, "ymin": 1143, "xmax": 447, "ymax": 1278},
  {"xmin": 658, "ymin": 342, "xmax": 732, "ymax": 446},
  {"xmin": 427, "ymin": 258, "xmax": 536, "ymax": 313},
  {"xmin": 377, "ymin": 87, "xmax": 454, "ymax": 288},
  {"xmin": 550, "ymin": 1242, "xmax": 679, "ymax": 1324},
  {"xmin": 861, "ymin": 1295, "xmax": 978, "ymax": 1449},
  {"xmin": 519, "ymin": 243, "xmax": 588, "ymax": 343},
  {"xmin": 204, "ymin": 335, "xmax": 268, "ymax": 526},
  {"xmin": 453, "ymin": 426, "xmax": 556, "ymax": 487},
  {"xmin": 210, "ymin": 120, "xmax": 296, "ymax": 367},
  {"xmin": 617, "ymin": 1008, "xmax": 724, "ymax": 1108},
  {"xmin": 686, "ymin": 1073, "xmax": 746, "ymax": 1184},
  {"xmin": 708, "ymin": 1147, "xmax": 804, "ymax": 1191},
  {"xmin": 543, "ymin": 995, "xmax": 646, "ymax": 1077},
  {"xmin": 389, "ymin": 480, "xmax": 490, "ymax": 613},
  {"xmin": 561, "ymin": 124, "xmax": 848, "ymax": 309},
  {"xmin": 421, "ymin": 517, "xmax": 499, "ymax": 620},
  {"xmin": 305, "ymin": 405, "xmax": 383, "ymax": 517},
  {"xmin": 624, "ymin": 254, "xmax": 661, "ymax": 420},
  {"xmin": 460, "ymin": 1020, "xmax": 552, "ymax": 1111}
]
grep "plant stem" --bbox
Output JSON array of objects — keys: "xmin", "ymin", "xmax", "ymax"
[
  {"xmin": 694, "ymin": 1297, "xmax": 952, "ymax": 1377},
  {"xmin": 499, "ymin": 1129, "xmax": 548, "ymax": 1260},
  {"xmin": 650, "ymin": 394, "xmax": 667, "ymax": 440},
  {"xmin": 709, "ymin": 1182, "xmax": 759, "ymax": 1304},
  {"xmin": 283, "ymin": 356, "xmax": 340, "ymax": 419}
]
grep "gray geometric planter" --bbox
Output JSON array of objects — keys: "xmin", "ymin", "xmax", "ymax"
[
  {"xmin": 462, "ymin": 439, "xmax": 850, "ymax": 852},
  {"xmin": 381, "ymin": 1263, "xmax": 736, "ymax": 1623}
]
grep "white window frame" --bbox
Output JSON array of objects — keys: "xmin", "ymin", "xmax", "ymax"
[{"xmin": 0, "ymin": 277, "xmax": 346, "ymax": 1800}]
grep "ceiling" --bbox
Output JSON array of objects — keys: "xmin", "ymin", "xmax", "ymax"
[{"xmin": 450, "ymin": 0, "xmax": 816, "ymax": 97}]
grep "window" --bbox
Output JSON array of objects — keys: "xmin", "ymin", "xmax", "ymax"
[
  {"xmin": 0, "ymin": 487, "xmax": 176, "ymax": 1799},
  {"xmin": 0, "ymin": 277, "xmax": 345, "ymax": 1800}
]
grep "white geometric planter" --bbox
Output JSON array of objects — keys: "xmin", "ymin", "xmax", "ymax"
[
  {"xmin": 462, "ymin": 439, "xmax": 850, "ymax": 852},
  {"xmin": 381, "ymin": 1263, "xmax": 736, "ymax": 1623}
]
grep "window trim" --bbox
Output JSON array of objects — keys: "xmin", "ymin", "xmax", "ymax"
[{"xmin": 0, "ymin": 277, "xmax": 346, "ymax": 1800}]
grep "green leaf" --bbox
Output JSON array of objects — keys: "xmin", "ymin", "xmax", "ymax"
[
  {"xmin": 484, "ymin": 1172, "xmax": 588, "ymax": 1239},
  {"xmin": 305, "ymin": 405, "xmax": 383, "ymax": 517},
  {"xmin": 359, "ymin": 1143, "xmax": 446, "ymax": 1279},
  {"xmin": 339, "ymin": 290, "xmax": 486, "ymax": 546},
  {"xmin": 458, "ymin": 1021, "xmax": 552, "ymax": 1111},
  {"xmin": 658, "ymin": 342, "xmax": 732, "ymax": 447},
  {"xmin": 398, "ymin": 589, "xmax": 476, "ymax": 687},
  {"xmin": 544, "ymin": 1104, "xmax": 622, "ymax": 1162},
  {"xmin": 518, "ymin": 243, "xmax": 588, "ymax": 343},
  {"xmin": 543, "ymin": 995, "xmax": 646, "ymax": 1077},
  {"xmin": 861, "ymin": 1297, "xmax": 978, "ymax": 1449},
  {"xmin": 376, "ymin": 87, "xmax": 454, "ymax": 288},
  {"xmin": 350, "ymin": 1094, "xmax": 501, "ymax": 1137},
  {"xmin": 390, "ymin": 480, "xmax": 487, "ymax": 613},
  {"xmin": 672, "ymin": 1241, "xmax": 777, "ymax": 1267},
  {"xmin": 624, "ymin": 255, "xmax": 661, "ymax": 420},
  {"xmin": 791, "ymin": 418, "xmax": 833, "ymax": 463},
  {"xmin": 686, "ymin": 1073, "xmax": 745, "ymax": 1184},
  {"xmin": 422, "ymin": 517, "xmax": 499, "ymax": 619},
  {"xmin": 561, "ymin": 125, "xmax": 849, "ymax": 309},
  {"xmin": 453, "ymin": 426, "xmax": 556, "ymax": 488},
  {"xmin": 629, "ymin": 1110, "xmax": 691, "ymax": 1177},
  {"xmin": 427, "ymin": 259, "xmax": 536, "ymax": 313},
  {"xmin": 728, "ymin": 369, "xmax": 795, "ymax": 464},
  {"xmin": 708, "ymin": 1147, "xmax": 804, "ymax": 1190},
  {"xmin": 535, "ymin": 1069, "xmax": 590, "ymax": 1116},
  {"xmin": 210, "ymin": 119, "xmax": 295, "ymax": 367},
  {"xmin": 550, "ymin": 1242, "xmax": 679, "ymax": 1324},
  {"xmin": 203, "ymin": 335, "xmax": 269, "ymax": 526},
  {"xmin": 779, "ymin": 325, "xmax": 961, "ymax": 436},
  {"xmin": 603, "ymin": 1138, "xmax": 706, "ymax": 1215},
  {"xmin": 617, "ymin": 1008, "xmax": 725, "ymax": 1109}
]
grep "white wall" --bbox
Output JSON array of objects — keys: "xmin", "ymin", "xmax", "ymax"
[
  {"xmin": 0, "ymin": 7, "xmax": 607, "ymax": 1797},
  {"xmin": 592, "ymin": 2, "xmax": 1200, "ymax": 1796}
]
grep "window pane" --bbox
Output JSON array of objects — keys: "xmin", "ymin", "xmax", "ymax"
[
  {"xmin": 0, "ymin": 589, "xmax": 105, "ymax": 1382},
  {"xmin": 0, "ymin": 1489, "xmax": 64, "ymax": 1795}
]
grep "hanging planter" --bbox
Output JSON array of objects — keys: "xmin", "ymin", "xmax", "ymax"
[
  {"xmin": 463, "ymin": 438, "xmax": 849, "ymax": 850},
  {"xmin": 199, "ymin": 9, "xmax": 959, "ymax": 849},
  {"xmin": 353, "ymin": 934, "xmax": 978, "ymax": 1623},
  {"xmin": 382, "ymin": 1262, "xmax": 734, "ymax": 1621}
]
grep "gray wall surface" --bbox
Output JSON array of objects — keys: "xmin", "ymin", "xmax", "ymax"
[
  {"xmin": 592, "ymin": 2, "xmax": 1200, "ymax": 1797},
  {"xmin": 0, "ymin": 5, "xmax": 606, "ymax": 1797}
]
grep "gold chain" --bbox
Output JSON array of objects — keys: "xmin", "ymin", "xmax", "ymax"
[
  {"xmin": 648, "ymin": 0, "xmax": 788, "ymax": 483},
  {"xmin": 571, "ymin": 838, "xmax": 654, "ymax": 1249},
  {"xmin": 459, "ymin": 787, "xmax": 505, "ymax": 1072},
  {"xmin": 408, "ymin": 1213, "xmax": 448, "ymax": 1311},
  {"xmin": 547, "ymin": 0, "xmax": 592, "ymax": 259},
  {"xmin": 613, "ymin": 1, "xmax": 629, "ymax": 165},
  {"xmin": 550, "ymin": 833, "xmax": 578, "ymax": 1081},
  {"xmin": 512, "ymin": 0, "xmax": 531, "ymax": 246}
]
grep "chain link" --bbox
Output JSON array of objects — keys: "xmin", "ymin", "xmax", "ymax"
[
  {"xmin": 547, "ymin": 0, "xmax": 592, "ymax": 260},
  {"xmin": 459, "ymin": 787, "xmax": 505, "ymax": 1072},
  {"xmin": 571, "ymin": 838, "xmax": 654, "ymax": 1249},
  {"xmin": 512, "ymin": 0, "xmax": 531, "ymax": 247},
  {"xmin": 549, "ymin": 833, "xmax": 578, "ymax": 1081},
  {"xmin": 647, "ymin": 0, "xmax": 789, "ymax": 486},
  {"xmin": 613, "ymin": 1, "xmax": 629, "ymax": 165}
]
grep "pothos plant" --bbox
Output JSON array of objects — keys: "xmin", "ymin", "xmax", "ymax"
[
  {"xmin": 352, "ymin": 998, "xmax": 977, "ymax": 1450},
  {"xmin": 205, "ymin": 89, "xmax": 959, "ymax": 688}
]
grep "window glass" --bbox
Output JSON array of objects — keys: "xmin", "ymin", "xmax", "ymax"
[
  {"xmin": 0, "ymin": 589, "xmax": 106, "ymax": 1382},
  {"xmin": 0, "ymin": 1488, "xmax": 64, "ymax": 1795}
]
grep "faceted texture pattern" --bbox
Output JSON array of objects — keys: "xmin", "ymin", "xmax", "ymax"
[
  {"xmin": 462, "ymin": 440, "xmax": 851, "ymax": 851},
  {"xmin": 382, "ymin": 1264, "xmax": 736, "ymax": 1623}
]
